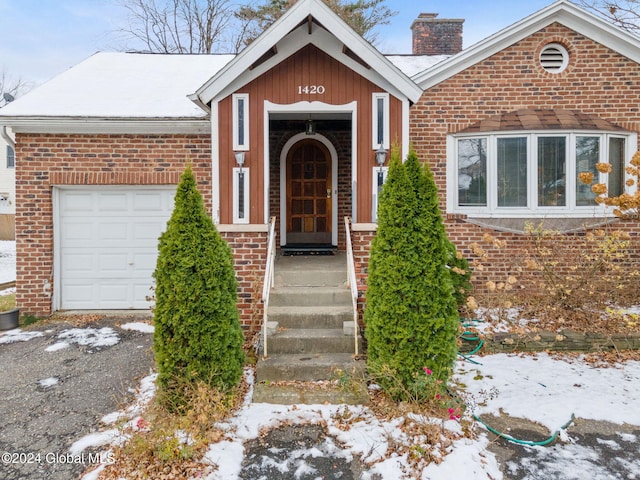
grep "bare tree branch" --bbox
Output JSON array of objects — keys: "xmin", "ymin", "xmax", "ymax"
[
  {"xmin": 117, "ymin": 0, "xmax": 239, "ymax": 53},
  {"xmin": 577, "ymin": 0, "xmax": 640, "ymax": 34},
  {"xmin": 0, "ymin": 70, "xmax": 29, "ymax": 107}
]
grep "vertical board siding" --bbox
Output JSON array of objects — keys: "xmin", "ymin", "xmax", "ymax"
[{"xmin": 218, "ymin": 44, "xmax": 403, "ymax": 224}]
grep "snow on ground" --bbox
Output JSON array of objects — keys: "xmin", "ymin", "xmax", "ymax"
[
  {"xmin": 46, "ymin": 327, "xmax": 120, "ymax": 352},
  {"xmin": 38, "ymin": 377, "xmax": 60, "ymax": 388},
  {"xmin": 120, "ymin": 322, "xmax": 155, "ymax": 333},
  {"xmin": 0, "ymin": 320, "xmax": 625, "ymax": 480},
  {"xmin": 75, "ymin": 351, "xmax": 640, "ymax": 480},
  {"xmin": 0, "ymin": 329, "xmax": 44, "ymax": 344},
  {"xmin": 0, "ymin": 240, "xmax": 16, "ymax": 284},
  {"xmin": 456, "ymin": 353, "xmax": 640, "ymax": 432}
]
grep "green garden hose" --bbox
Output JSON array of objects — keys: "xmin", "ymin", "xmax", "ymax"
[
  {"xmin": 473, "ymin": 413, "xmax": 576, "ymax": 446},
  {"xmin": 458, "ymin": 318, "xmax": 484, "ymax": 363},
  {"xmin": 457, "ymin": 319, "xmax": 577, "ymax": 447}
]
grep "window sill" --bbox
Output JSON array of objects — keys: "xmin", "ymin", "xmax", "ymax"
[{"xmin": 460, "ymin": 216, "xmax": 618, "ymax": 234}]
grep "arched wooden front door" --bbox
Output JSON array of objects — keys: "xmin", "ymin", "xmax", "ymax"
[{"xmin": 286, "ymin": 139, "xmax": 332, "ymax": 245}]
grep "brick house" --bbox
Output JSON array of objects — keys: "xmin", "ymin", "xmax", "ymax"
[{"xmin": 0, "ymin": 0, "xmax": 638, "ymax": 327}]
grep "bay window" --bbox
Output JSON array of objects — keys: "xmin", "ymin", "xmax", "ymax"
[{"xmin": 451, "ymin": 131, "xmax": 632, "ymax": 215}]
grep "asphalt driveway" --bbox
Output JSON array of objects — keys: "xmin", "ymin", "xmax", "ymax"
[{"xmin": 0, "ymin": 315, "xmax": 154, "ymax": 480}]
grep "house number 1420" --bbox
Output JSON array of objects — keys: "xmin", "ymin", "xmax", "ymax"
[{"xmin": 297, "ymin": 85, "xmax": 325, "ymax": 94}]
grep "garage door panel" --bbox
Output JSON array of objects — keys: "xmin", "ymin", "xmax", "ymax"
[
  {"xmin": 63, "ymin": 253, "xmax": 95, "ymax": 272},
  {"xmin": 99, "ymin": 283, "xmax": 131, "ymax": 301},
  {"xmin": 63, "ymin": 283, "xmax": 95, "ymax": 304},
  {"xmin": 98, "ymin": 253, "xmax": 130, "ymax": 274},
  {"xmin": 58, "ymin": 187, "xmax": 175, "ymax": 310},
  {"xmin": 98, "ymin": 192, "xmax": 129, "ymax": 212},
  {"xmin": 61, "ymin": 193, "xmax": 95, "ymax": 213},
  {"xmin": 62, "ymin": 221, "xmax": 95, "ymax": 241},
  {"xmin": 133, "ymin": 192, "xmax": 169, "ymax": 211},
  {"xmin": 98, "ymin": 222, "xmax": 130, "ymax": 242},
  {"xmin": 132, "ymin": 253, "xmax": 159, "ymax": 273},
  {"xmin": 134, "ymin": 222, "xmax": 166, "ymax": 241}
]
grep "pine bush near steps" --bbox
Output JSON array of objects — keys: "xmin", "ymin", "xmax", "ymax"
[
  {"xmin": 153, "ymin": 166, "xmax": 245, "ymax": 408},
  {"xmin": 365, "ymin": 149, "xmax": 459, "ymax": 399}
]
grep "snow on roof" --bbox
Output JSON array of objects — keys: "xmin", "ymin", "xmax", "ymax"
[
  {"xmin": 386, "ymin": 55, "xmax": 449, "ymax": 78},
  {"xmin": 0, "ymin": 52, "xmax": 234, "ymax": 119},
  {"xmin": 0, "ymin": 51, "xmax": 442, "ymax": 120}
]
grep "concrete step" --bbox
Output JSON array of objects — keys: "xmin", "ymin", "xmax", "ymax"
[
  {"xmin": 274, "ymin": 253, "xmax": 347, "ymax": 287},
  {"xmin": 269, "ymin": 286, "xmax": 352, "ymax": 307},
  {"xmin": 268, "ymin": 328, "xmax": 361, "ymax": 354},
  {"xmin": 275, "ymin": 270, "xmax": 346, "ymax": 287},
  {"xmin": 252, "ymin": 381, "xmax": 369, "ymax": 405},
  {"xmin": 255, "ymin": 353, "xmax": 364, "ymax": 382},
  {"xmin": 267, "ymin": 305, "xmax": 353, "ymax": 329}
]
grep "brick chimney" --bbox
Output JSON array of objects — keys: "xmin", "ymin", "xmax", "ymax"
[{"xmin": 411, "ymin": 13, "xmax": 464, "ymax": 55}]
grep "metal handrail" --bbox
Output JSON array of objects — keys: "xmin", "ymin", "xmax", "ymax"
[
  {"xmin": 344, "ymin": 216, "xmax": 359, "ymax": 356},
  {"xmin": 261, "ymin": 216, "xmax": 277, "ymax": 358}
]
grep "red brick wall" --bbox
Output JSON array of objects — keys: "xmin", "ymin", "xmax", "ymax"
[
  {"xmin": 220, "ymin": 231, "xmax": 267, "ymax": 332},
  {"xmin": 410, "ymin": 24, "xmax": 640, "ymax": 293},
  {"xmin": 15, "ymin": 133, "xmax": 211, "ymax": 317},
  {"xmin": 351, "ymin": 228, "xmax": 375, "ymax": 325}
]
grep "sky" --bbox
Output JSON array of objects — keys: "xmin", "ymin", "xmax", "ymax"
[{"xmin": 0, "ymin": 0, "xmax": 562, "ymax": 91}]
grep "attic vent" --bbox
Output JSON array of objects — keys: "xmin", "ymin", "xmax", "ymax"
[{"xmin": 539, "ymin": 43, "xmax": 569, "ymax": 73}]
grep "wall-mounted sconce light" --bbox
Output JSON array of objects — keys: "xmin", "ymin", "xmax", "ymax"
[
  {"xmin": 305, "ymin": 118, "xmax": 316, "ymax": 135},
  {"xmin": 375, "ymin": 144, "xmax": 387, "ymax": 169},
  {"xmin": 234, "ymin": 151, "xmax": 246, "ymax": 172}
]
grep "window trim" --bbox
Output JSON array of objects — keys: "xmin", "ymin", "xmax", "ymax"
[
  {"xmin": 447, "ymin": 130, "xmax": 636, "ymax": 218},
  {"xmin": 372, "ymin": 93, "xmax": 389, "ymax": 150},
  {"xmin": 232, "ymin": 167, "xmax": 250, "ymax": 224},
  {"xmin": 232, "ymin": 93, "xmax": 249, "ymax": 151},
  {"xmin": 371, "ymin": 166, "xmax": 389, "ymax": 222}
]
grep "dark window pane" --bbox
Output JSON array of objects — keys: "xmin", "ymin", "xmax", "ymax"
[
  {"xmin": 237, "ymin": 171, "xmax": 245, "ymax": 219},
  {"xmin": 497, "ymin": 137, "xmax": 528, "ymax": 207},
  {"xmin": 608, "ymin": 137, "xmax": 625, "ymax": 198},
  {"xmin": 6, "ymin": 146, "xmax": 14, "ymax": 168},
  {"xmin": 237, "ymin": 98, "xmax": 245, "ymax": 146},
  {"xmin": 377, "ymin": 97, "xmax": 384, "ymax": 145},
  {"xmin": 576, "ymin": 136, "xmax": 599, "ymax": 206},
  {"xmin": 538, "ymin": 137, "xmax": 566, "ymax": 207},
  {"xmin": 457, "ymin": 138, "xmax": 487, "ymax": 206}
]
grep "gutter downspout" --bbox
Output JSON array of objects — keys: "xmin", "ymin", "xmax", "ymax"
[{"xmin": 1, "ymin": 125, "xmax": 15, "ymax": 149}]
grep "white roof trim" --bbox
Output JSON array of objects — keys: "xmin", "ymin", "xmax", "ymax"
[
  {"xmin": 193, "ymin": 0, "xmax": 422, "ymax": 104},
  {"xmin": 414, "ymin": 0, "xmax": 640, "ymax": 89},
  {"xmin": 2, "ymin": 118, "xmax": 210, "ymax": 135}
]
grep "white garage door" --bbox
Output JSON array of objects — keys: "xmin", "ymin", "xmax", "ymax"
[{"xmin": 57, "ymin": 187, "xmax": 176, "ymax": 309}]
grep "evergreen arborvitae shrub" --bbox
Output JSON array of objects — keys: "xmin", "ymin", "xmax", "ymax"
[
  {"xmin": 445, "ymin": 239, "xmax": 472, "ymax": 308},
  {"xmin": 153, "ymin": 166, "xmax": 245, "ymax": 407},
  {"xmin": 365, "ymin": 149, "xmax": 459, "ymax": 399}
]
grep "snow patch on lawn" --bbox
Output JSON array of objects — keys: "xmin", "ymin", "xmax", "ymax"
[
  {"xmin": 69, "ymin": 430, "xmax": 121, "ymax": 456},
  {"xmin": 0, "ymin": 329, "xmax": 44, "ymax": 344},
  {"xmin": 0, "ymin": 240, "xmax": 16, "ymax": 284},
  {"xmin": 455, "ymin": 353, "xmax": 640, "ymax": 433},
  {"xmin": 54, "ymin": 327, "xmax": 120, "ymax": 350},
  {"xmin": 45, "ymin": 341, "xmax": 70, "ymax": 352},
  {"xmin": 80, "ymin": 353, "xmax": 640, "ymax": 480},
  {"xmin": 38, "ymin": 377, "xmax": 59, "ymax": 388},
  {"xmin": 120, "ymin": 322, "xmax": 154, "ymax": 333}
]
